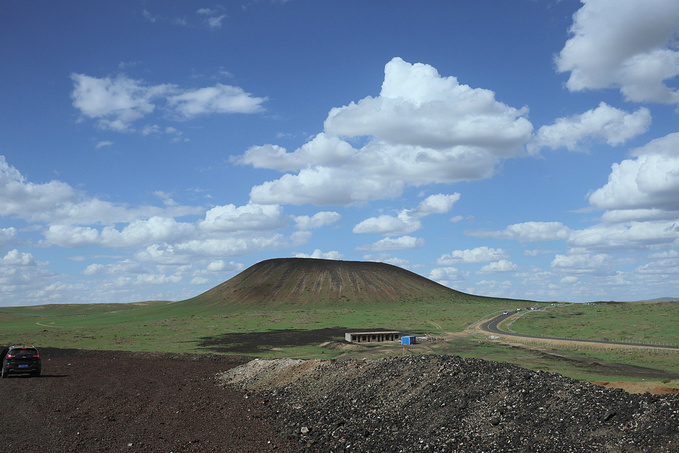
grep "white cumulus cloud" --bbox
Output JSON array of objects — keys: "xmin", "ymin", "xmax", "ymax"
[
  {"xmin": 46, "ymin": 217, "xmax": 197, "ymax": 248},
  {"xmin": 0, "ymin": 250, "xmax": 51, "ymax": 299},
  {"xmin": 1, "ymin": 249, "xmax": 35, "ymax": 266},
  {"xmin": 412, "ymin": 193, "xmax": 462, "ymax": 216},
  {"xmin": 44, "ymin": 201, "xmax": 306, "ymax": 254},
  {"xmin": 167, "ymin": 84, "xmax": 267, "ymax": 118},
  {"xmin": 636, "ymin": 256, "xmax": 679, "ymax": 274},
  {"xmin": 469, "ymin": 222, "xmax": 572, "ymax": 242},
  {"xmin": 83, "ymin": 260, "xmax": 145, "ymax": 276},
  {"xmin": 0, "ymin": 227, "xmax": 17, "ymax": 248},
  {"xmin": 250, "ymin": 164, "xmax": 405, "ymax": 205},
  {"xmin": 95, "ymin": 141, "xmax": 114, "ymax": 149},
  {"xmin": 353, "ymin": 193, "xmax": 460, "ymax": 236},
  {"xmin": 0, "ymin": 155, "xmax": 201, "ymax": 226},
  {"xmin": 529, "ymin": 103, "xmax": 651, "ymax": 152},
  {"xmin": 479, "ymin": 259, "xmax": 518, "ymax": 273},
  {"xmin": 325, "ymin": 57, "xmax": 532, "ymax": 153},
  {"xmin": 206, "ymin": 15, "xmax": 227, "ymax": 29},
  {"xmin": 239, "ymin": 57, "xmax": 533, "ymax": 206},
  {"xmin": 236, "ymin": 134, "xmax": 357, "ymax": 172},
  {"xmin": 171, "ymin": 231, "xmax": 311, "ymax": 258},
  {"xmin": 199, "ymin": 203, "xmax": 288, "ymax": 232},
  {"xmin": 558, "ymin": 132, "xmax": 679, "ymax": 254},
  {"xmin": 589, "ymin": 132, "xmax": 679, "ymax": 214},
  {"xmin": 71, "ymin": 73, "xmax": 267, "ymax": 132},
  {"xmin": 556, "ymin": 0, "xmax": 679, "ymax": 104},
  {"xmin": 353, "ymin": 214, "xmax": 419, "ymax": 236},
  {"xmin": 293, "ymin": 249, "xmax": 344, "ymax": 260},
  {"xmin": 205, "ymin": 260, "xmax": 243, "ymax": 272},
  {"xmin": 294, "ymin": 211, "xmax": 341, "ymax": 230},
  {"xmin": 71, "ymin": 73, "xmax": 171, "ymax": 132},
  {"xmin": 428, "ymin": 266, "xmax": 469, "ymax": 287},
  {"xmin": 0, "ymin": 156, "xmax": 77, "ymax": 219},
  {"xmin": 568, "ymin": 221, "xmax": 679, "ymax": 252},
  {"xmin": 551, "ymin": 252, "xmax": 613, "ymax": 276},
  {"xmin": 436, "ymin": 246, "xmax": 509, "ymax": 265},
  {"xmin": 356, "ymin": 235, "xmax": 424, "ymax": 252}
]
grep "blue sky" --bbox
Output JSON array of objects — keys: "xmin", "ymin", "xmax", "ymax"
[{"xmin": 2, "ymin": 0, "xmax": 679, "ymax": 306}]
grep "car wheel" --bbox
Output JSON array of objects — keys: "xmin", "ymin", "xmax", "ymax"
[{"xmin": 33, "ymin": 369, "xmax": 41, "ymax": 377}]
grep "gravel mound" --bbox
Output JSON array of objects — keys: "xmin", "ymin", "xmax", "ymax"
[{"xmin": 219, "ymin": 355, "xmax": 679, "ymax": 452}]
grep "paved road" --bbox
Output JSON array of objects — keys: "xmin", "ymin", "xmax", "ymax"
[{"xmin": 478, "ymin": 311, "xmax": 679, "ymax": 351}]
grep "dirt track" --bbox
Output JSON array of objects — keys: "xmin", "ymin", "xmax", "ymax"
[
  {"xmin": 0, "ymin": 349, "xmax": 301, "ymax": 452},
  {"xmin": 477, "ymin": 310, "xmax": 679, "ymax": 352}
]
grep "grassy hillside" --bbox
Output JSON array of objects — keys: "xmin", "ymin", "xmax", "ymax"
[
  {"xmin": 0, "ymin": 258, "xmax": 527, "ymax": 353},
  {"xmin": 0, "ymin": 258, "xmax": 677, "ymax": 386},
  {"xmin": 183, "ymin": 257, "xmax": 485, "ymax": 309}
]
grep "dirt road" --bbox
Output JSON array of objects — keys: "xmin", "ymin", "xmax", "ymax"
[{"xmin": 477, "ymin": 311, "xmax": 679, "ymax": 352}]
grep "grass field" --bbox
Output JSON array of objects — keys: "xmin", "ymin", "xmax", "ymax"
[
  {"xmin": 0, "ymin": 297, "xmax": 520, "ymax": 354},
  {"xmin": 509, "ymin": 302, "xmax": 679, "ymax": 345},
  {"xmin": 1, "ymin": 297, "xmax": 677, "ymax": 386}
]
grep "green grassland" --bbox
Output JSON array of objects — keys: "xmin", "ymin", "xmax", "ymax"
[
  {"xmin": 497, "ymin": 301, "xmax": 679, "ymax": 381},
  {"xmin": 510, "ymin": 302, "xmax": 679, "ymax": 344},
  {"xmin": 1, "ymin": 297, "xmax": 678, "ymax": 385},
  {"xmin": 0, "ymin": 295, "xmax": 527, "ymax": 356}
]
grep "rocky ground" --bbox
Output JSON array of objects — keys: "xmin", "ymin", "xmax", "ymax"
[
  {"xmin": 0, "ymin": 349, "xmax": 301, "ymax": 452},
  {"xmin": 221, "ymin": 355, "xmax": 679, "ymax": 452},
  {"xmin": 3, "ymin": 349, "xmax": 678, "ymax": 452}
]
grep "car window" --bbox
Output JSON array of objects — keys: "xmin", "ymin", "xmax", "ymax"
[{"xmin": 11, "ymin": 348, "xmax": 38, "ymax": 358}]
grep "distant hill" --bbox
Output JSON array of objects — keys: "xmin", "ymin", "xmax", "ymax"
[
  {"xmin": 185, "ymin": 258, "xmax": 479, "ymax": 308},
  {"xmin": 592, "ymin": 297, "xmax": 679, "ymax": 304}
]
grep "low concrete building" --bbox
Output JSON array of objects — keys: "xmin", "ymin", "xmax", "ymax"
[{"xmin": 345, "ymin": 331, "xmax": 400, "ymax": 343}]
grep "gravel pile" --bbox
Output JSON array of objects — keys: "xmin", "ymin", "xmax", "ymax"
[{"xmin": 219, "ymin": 355, "xmax": 679, "ymax": 452}]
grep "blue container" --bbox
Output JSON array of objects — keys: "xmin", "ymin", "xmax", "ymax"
[{"xmin": 401, "ymin": 336, "xmax": 417, "ymax": 345}]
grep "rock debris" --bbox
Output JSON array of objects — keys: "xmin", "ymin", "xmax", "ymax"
[{"xmin": 220, "ymin": 354, "xmax": 679, "ymax": 452}]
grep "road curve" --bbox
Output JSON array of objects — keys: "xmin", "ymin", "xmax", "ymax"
[{"xmin": 477, "ymin": 311, "xmax": 679, "ymax": 351}]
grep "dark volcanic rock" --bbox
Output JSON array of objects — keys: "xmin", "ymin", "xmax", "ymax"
[
  {"xmin": 221, "ymin": 355, "xmax": 679, "ymax": 452},
  {"xmin": 186, "ymin": 258, "xmax": 480, "ymax": 308},
  {"xmin": 0, "ymin": 349, "xmax": 301, "ymax": 452}
]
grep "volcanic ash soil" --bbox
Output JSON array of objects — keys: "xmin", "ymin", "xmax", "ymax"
[
  {"xmin": 4, "ymin": 349, "xmax": 678, "ymax": 452},
  {"xmin": 219, "ymin": 354, "xmax": 679, "ymax": 452},
  {"xmin": 0, "ymin": 349, "xmax": 301, "ymax": 452}
]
